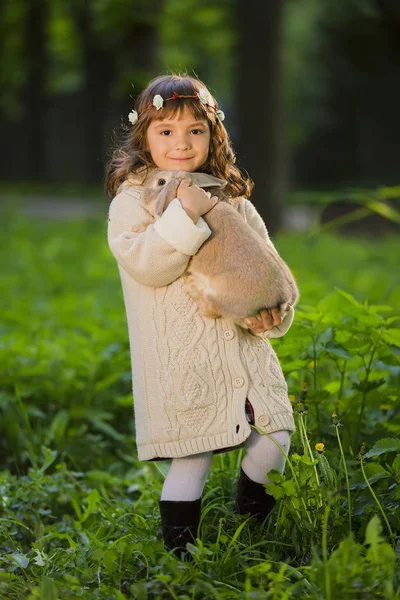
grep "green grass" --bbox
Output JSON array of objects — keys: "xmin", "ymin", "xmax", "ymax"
[
  {"xmin": 0, "ymin": 210, "xmax": 399, "ymax": 598},
  {"xmin": 0, "ymin": 181, "xmax": 102, "ymax": 199}
]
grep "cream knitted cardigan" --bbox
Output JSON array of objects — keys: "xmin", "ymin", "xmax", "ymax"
[{"xmin": 108, "ymin": 172, "xmax": 296, "ymax": 461}]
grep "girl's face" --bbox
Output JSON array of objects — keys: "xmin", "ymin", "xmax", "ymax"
[{"xmin": 146, "ymin": 105, "xmax": 210, "ymax": 172}]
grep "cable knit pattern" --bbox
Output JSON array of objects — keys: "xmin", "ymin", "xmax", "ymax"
[{"xmin": 108, "ymin": 175, "xmax": 295, "ymax": 461}]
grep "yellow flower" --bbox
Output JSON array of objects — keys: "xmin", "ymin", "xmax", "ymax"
[
  {"xmin": 315, "ymin": 443, "xmax": 325, "ymax": 452},
  {"xmin": 288, "ymin": 395, "xmax": 296, "ymax": 402}
]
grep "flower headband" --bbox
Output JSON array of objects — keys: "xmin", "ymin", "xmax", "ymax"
[{"xmin": 128, "ymin": 88, "xmax": 225, "ymax": 125}]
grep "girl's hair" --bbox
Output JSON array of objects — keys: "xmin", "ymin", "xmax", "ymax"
[{"xmin": 105, "ymin": 74, "xmax": 254, "ymax": 200}]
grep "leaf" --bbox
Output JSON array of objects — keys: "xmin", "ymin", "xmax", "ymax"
[
  {"xmin": 40, "ymin": 576, "xmax": 59, "ymax": 600},
  {"xmin": 364, "ymin": 514, "xmax": 396, "ymax": 569},
  {"xmin": 392, "ymin": 455, "xmax": 400, "ymax": 477},
  {"xmin": 39, "ymin": 447, "xmax": 58, "ymax": 474},
  {"xmin": 323, "ymin": 380, "xmax": 341, "ymax": 395},
  {"xmin": 95, "ymin": 372, "xmax": 124, "ymax": 392},
  {"xmin": 377, "ymin": 185, "xmax": 400, "ymax": 200},
  {"xmin": 282, "ymin": 480, "xmax": 297, "ymax": 496},
  {"xmin": 90, "ymin": 419, "xmax": 124, "ymax": 442},
  {"xmin": 265, "ymin": 482, "xmax": 284, "ymax": 500},
  {"xmin": 350, "ymin": 463, "xmax": 390, "ymax": 489},
  {"xmin": 352, "ymin": 378, "xmax": 385, "ymax": 394},
  {"xmin": 356, "ymin": 313, "xmax": 383, "ymax": 327},
  {"xmin": 386, "ymin": 316, "xmax": 400, "ymax": 326},
  {"xmin": 364, "ymin": 438, "xmax": 400, "ymax": 458},
  {"xmin": 11, "ymin": 553, "xmax": 30, "ymax": 569},
  {"xmin": 103, "ymin": 549, "xmax": 118, "ymax": 574},
  {"xmin": 382, "ymin": 329, "xmax": 400, "ymax": 348},
  {"xmin": 186, "ymin": 542, "xmax": 202, "ymax": 555},
  {"xmin": 33, "ymin": 549, "xmax": 46, "ymax": 566},
  {"xmin": 365, "ymin": 514, "xmax": 382, "ymax": 547},
  {"xmin": 365, "ymin": 199, "xmax": 400, "ymax": 224},
  {"xmin": 44, "ymin": 410, "xmax": 70, "ymax": 446},
  {"xmin": 325, "ymin": 343, "xmax": 351, "ymax": 359},
  {"xmin": 335, "ymin": 288, "xmax": 362, "ymax": 308},
  {"xmin": 267, "ymin": 470, "xmax": 285, "ymax": 483},
  {"xmin": 317, "ymin": 454, "xmax": 336, "ymax": 489},
  {"xmin": 81, "ymin": 488, "xmax": 102, "ymax": 523},
  {"xmin": 368, "ymin": 305, "xmax": 393, "ymax": 314},
  {"xmin": 318, "ymin": 327, "xmax": 334, "ymax": 345},
  {"xmin": 156, "ymin": 574, "xmax": 172, "ymax": 582}
]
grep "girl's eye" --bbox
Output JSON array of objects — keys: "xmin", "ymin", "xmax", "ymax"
[{"xmin": 159, "ymin": 129, "xmax": 204, "ymax": 135}]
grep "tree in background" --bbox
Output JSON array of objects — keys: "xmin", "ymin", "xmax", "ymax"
[
  {"xmin": 235, "ymin": 0, "xmax": 286, "ymax": 233},
  {"xmin": 287, "ymin": 0, "xmax": 400, "ymax": 189},
  {"xmin": 0, "ymin": 0, "xmax": 400, "ymax": 206},
  {"xmin": 0, "ymin": 0, "xmax": 164, "ymax": 183}
]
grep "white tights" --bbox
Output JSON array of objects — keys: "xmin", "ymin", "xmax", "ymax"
[{"xmin": 160, "ymin": 429, "xmax": 290, "ymax": 501}]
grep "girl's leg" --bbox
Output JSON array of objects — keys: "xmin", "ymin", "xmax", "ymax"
[
  {"xmin": 236, "ymin": 429, "xmax": 290, "ymax": 522},
  {"xmin": 159, "ymin": 452, "xmax": 213, "ymax": 559},
  {"xmin": 161, "ymin": 451, "xmax": 213, "ymax": 501},
  {"xmin": 242, "ymin": 429, "xmax": 290, "ymax": 484}
]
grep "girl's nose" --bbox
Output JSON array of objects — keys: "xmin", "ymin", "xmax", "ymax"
[{"xmin": 175, "ymin": 135, "xmax": 191, "ymax": 150}]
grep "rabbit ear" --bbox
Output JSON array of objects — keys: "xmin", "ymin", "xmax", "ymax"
[
  {"xmin": 190, "ymin": 172, "xmax": 227, "ymax": 190},
  {"xmin": 154, "ymin": 181, "xmax": 176, "ymax": 216}
]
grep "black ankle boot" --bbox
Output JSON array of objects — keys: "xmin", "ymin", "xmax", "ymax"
[
  {"xmin": 235, "ymin": 468, "xmax": 276, "ymax": 524},
  {"xmin": 159, "ymin": 497, "xmax": 202, "ymax": 559}
]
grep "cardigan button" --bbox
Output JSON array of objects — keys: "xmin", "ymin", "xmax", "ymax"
[
  {"xmin": 258, "ymin": 414, "xmax": 270, "ymax": 426},
  {"xmin": 233, "ymin": 376, "xmax": 245, "ymax": 388},
  {"xmin": 223, "ymin": 329, "xmax": 235, "ymax": 341}
]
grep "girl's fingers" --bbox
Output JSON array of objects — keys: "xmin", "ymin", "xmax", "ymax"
[
  {"xmin": 270, "ymin": 307, "xmax": 283, "ymax": 327},
  {"xmin": 260, "ymin": 310, "xmax": 274, "ymax": 330},
  {"xmin": 244, "ymin": 316, "xmax": 258, "ymax": 327},
  {"xmin": 179, "ymin": 178, "xmax": 191, "ymax": 188},
  {"xmin": 245, "ymin": 308, "xmax": 282, "ymax": 333},
  {"xmin": 244, "ymin": 316, "xmax": 264, "ymax": 333}
]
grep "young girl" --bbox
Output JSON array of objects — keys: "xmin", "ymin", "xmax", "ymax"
[{"xmin": 106, "ymin": 74, "xmax": 296, "ymax": 559}]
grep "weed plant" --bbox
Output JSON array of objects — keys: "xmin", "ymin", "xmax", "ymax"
[{"xmin": 0, "ymin": 211, "xmax": 399, "ymax": 599}]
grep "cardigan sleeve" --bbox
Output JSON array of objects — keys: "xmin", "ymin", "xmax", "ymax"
[
  {"xmin": 243, "ymin": 198, "xmax": 295, "ymax": 339},
  {"xmin": 108, "ymin": 187, "xmax": 211, "ymax": 288}
]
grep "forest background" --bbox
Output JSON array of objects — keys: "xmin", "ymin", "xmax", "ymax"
[
  {"xmin": 1, "ymin": 0, "xmax": 400, "ymax": 230},
  {"xmin": 1, "ymin": 1, "xmax": 400, "ymax": 598}
]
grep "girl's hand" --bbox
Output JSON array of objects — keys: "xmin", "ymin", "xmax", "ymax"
[
  {"xmin": 242, "ymin": 307, "xmax": 283, "ymax": 334},
  {"xmin": 177, "ymin": 178, "xmax": 218, "ymax": 223}
]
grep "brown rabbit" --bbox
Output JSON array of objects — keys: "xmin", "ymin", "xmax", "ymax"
[{"xmin": 134, "ymin": 169, "xmax": 299, "ymax": 325}]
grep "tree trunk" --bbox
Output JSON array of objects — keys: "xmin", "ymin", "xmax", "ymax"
[
  {"xmin": 74, "ymin": 9, "xmax": 116, "ymax": 184},
  {"xmin": 75, "ymin": 8, "xmax": 162, "ymax": 184},
  {"xmin": 22, "ymin": 0, "xmax": 47, "ymax": 181},
  {"xmin": 235, "ymin": 0, "xmax": 286, "ymax": 234}
]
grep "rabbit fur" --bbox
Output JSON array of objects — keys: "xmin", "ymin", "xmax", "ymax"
[{"xmin": 133, "ymin": 169, "xmax": 299, "ymax": 326}]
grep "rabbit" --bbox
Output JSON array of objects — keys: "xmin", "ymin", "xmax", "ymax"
[{"xmin": 133, "ymin": 169, "xmax": 299, "ymax": 326}]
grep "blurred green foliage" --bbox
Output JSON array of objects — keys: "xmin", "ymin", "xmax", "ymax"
[{"xmin": 0, "ymin": 211, "xmax": 399, "ymax": 596}]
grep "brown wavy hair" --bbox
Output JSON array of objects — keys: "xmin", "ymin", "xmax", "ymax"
[{"xmin": 104, "ymin": 74, "xmax": 254, "ymax": 200}]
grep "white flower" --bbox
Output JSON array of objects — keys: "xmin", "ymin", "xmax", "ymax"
[
  {"xmin": 216, "ymin": 109, "xmax": 225, "ymax": 121},
  {"xmin": 153, "ymin": 94, "xmax": 164, "ymax": 110},
  {"xmin": 128, "ymin": 110, "xmax": 138, "ymax": 125},
  {"xmin": 198, "ymin": 88, "xmax": 212, "ymax": 105}
]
